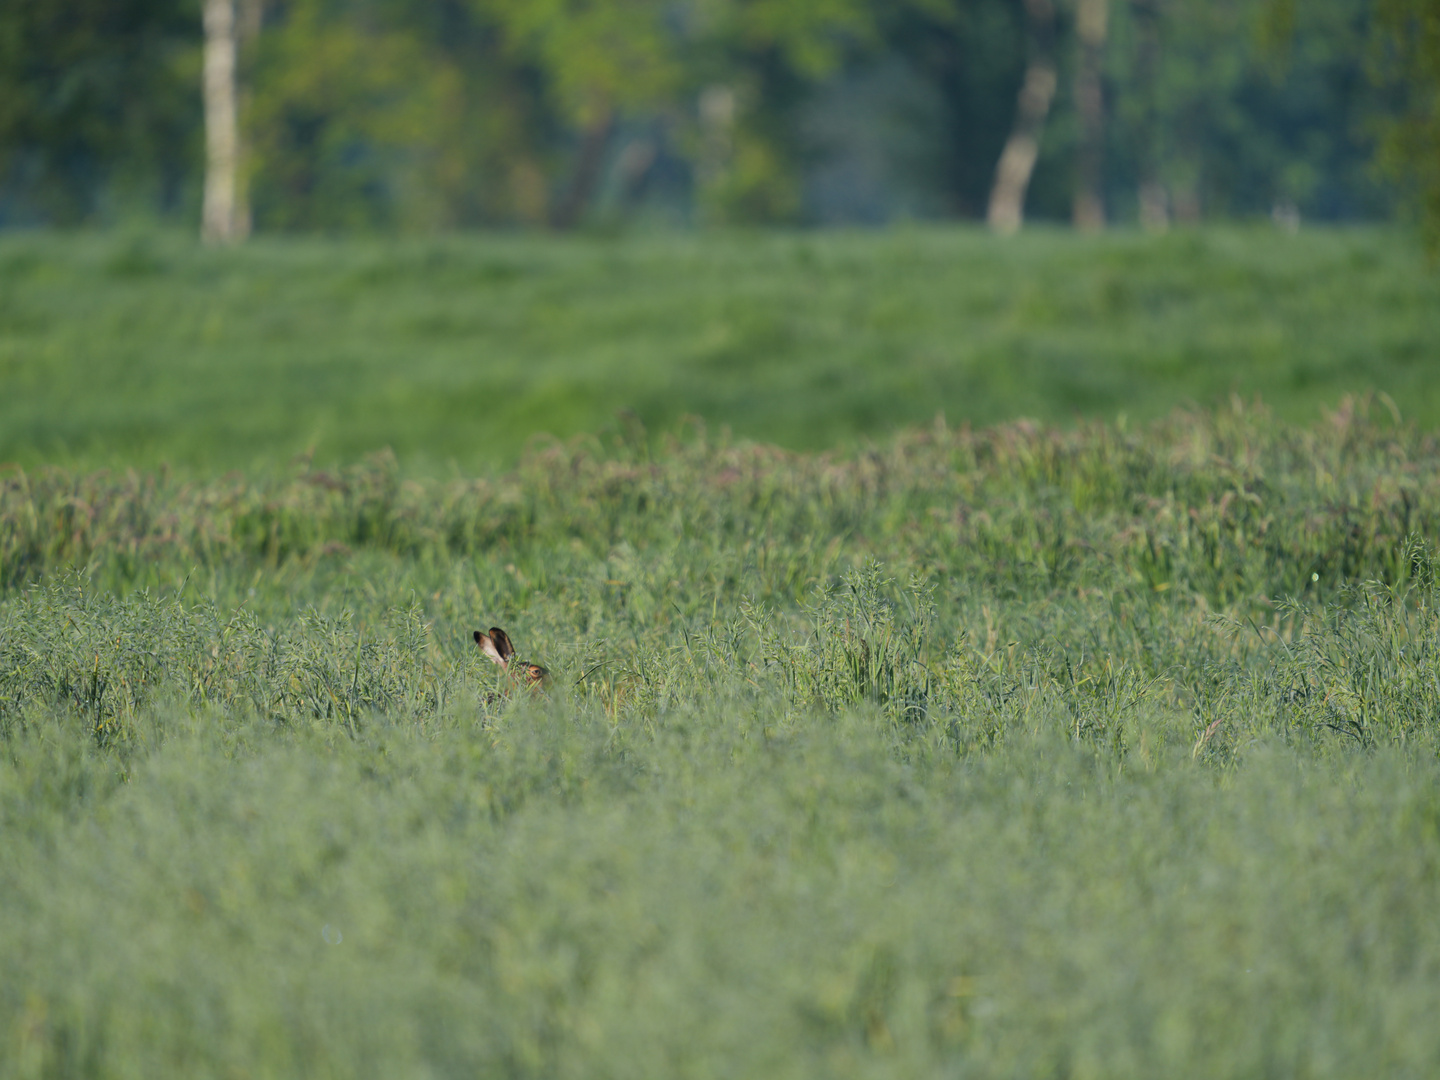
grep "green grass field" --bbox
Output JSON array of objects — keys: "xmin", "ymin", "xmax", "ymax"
[
  {"xmin": 1, "ymin": 226, "xmax": 1437, "ymax": 473},
  {"xmin": 4, "ymin": 228, "xmax": 1440, "ymax": 1077}
]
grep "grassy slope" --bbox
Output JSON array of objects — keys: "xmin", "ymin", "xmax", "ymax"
[{"xmin": 0, "ymin": 226, "xmax": 1437, "ymax": 474}]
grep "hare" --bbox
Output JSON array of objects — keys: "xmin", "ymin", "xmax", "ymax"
[{"xmin": 474, "ymin": 626, "xmax": 550, "ymax": 687}]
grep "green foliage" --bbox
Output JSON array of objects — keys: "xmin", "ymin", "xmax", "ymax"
[
  {"xmin": 486, "ymin": 0, "xmax": 679, "ymax": 123},
  {"xmin": 1, "ymin": 227, "xmax": 1437, "ymax": 474},
  {"xmin": 1106, "ymin": 0, "xmax": 1388, "ymax": 220},
  {"xmin": 861, "ymin": 0, "xmax": 1022, "ymax": 219},
  {"xmin": 0, "ymin": 0, "xmax": 1407, "ymax": 229},
  {"xmin": 1372, "ymin": 0, "xmax": 1440, "ymax": 251},
  {"xmin": 682, "ymin": 0, "xmax": 888, "ymax": 222},
  {"xmin": 246, "ymin": 0, "xmax": 458, "ymax": 230},
  {"xmin": 0, "ymin": 0, "xmax": 199, "ymax": 224},
  {"xmin": 236, "ymin": 0, "xmax": 894, "ymax": 229}
]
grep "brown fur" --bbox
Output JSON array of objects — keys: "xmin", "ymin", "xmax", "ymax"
[{"xmin": 474, "ymin": 626, "xmax": 550, "ymax": 687}]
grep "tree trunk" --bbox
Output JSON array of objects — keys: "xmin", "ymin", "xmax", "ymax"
[
  {"xmin": 202, "ymin": 0, "xmax": 245, "ymax": 244},
  {"xmin": 987, "ymin": 0, "xmax": 1057, "ymax": 235},
  {"xmin": 234, "ymin": 0, "xmax": 262, "ymax": 238},
  {"xmin": 1072, "ymin": 0, "xmax": 1109, "ymax": 231},
  {"xmin": 551, "ymin": 108, "xmax": 615, "ymax": 230},
  {"xmin": 1131, "ymin": 0, "xmax": 1167, "ymax": 231}
]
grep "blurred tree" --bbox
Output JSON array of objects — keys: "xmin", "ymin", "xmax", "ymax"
[
  {"xmin": 0, "ymin": 0, "xmax": 1407, "ymax": 232},
  {"xmin": 392, "ymin": 0, "xmax": 556, "ymax": 227},
  {"xmin": 1072, "ymin": 0, "xmax": 1108, "ymax": 229},
  {"xmin": 0, "ymin": 0, "xmax": 199, "ymax": 224},
  {"xmin": 678, "ymin": 0, "xmax": 891, "ymax": 223},
  {"xmin": 985, "ymin": 0, "xmax": 1057, "ymax": 232},
  {"xmin": 483, "ymin": 0, "xmax": 677, "ymax": 227},
  {"xmin": 844, "ymin": 0, "xmax": 1024, "ymax": 221},
  {"xmin": 245, "ymin": 0, "xmax": 459, "ymax": 230},
  {"xmin": 202, "ymin": 0, "xmax": 243, "ymax": 243},
  {"xmin": 1371, "ymin": 0, "xmax": 1440, "ymax": 250},
  {"xmin": 246, "ymin": 0, "xmax": 678, "ymax": 230},
  {"xmin": 1128, "ymin": 0, "xmax": 1166, "ymax": 229},
  {"xmin": 1101, "ymin": 0, "xmax": 1386, "ymax": 224}
]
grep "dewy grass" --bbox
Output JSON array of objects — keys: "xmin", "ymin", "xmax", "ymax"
[
  {"xmin": 0, "ymin": 226, "xmax": 1437, "ymax": 474},
  {"xmin": 5, "ymin": 403, "xmax": 1440, "ymax": 1076}
]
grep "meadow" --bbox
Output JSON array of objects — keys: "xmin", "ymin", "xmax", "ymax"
[
  {"xmin": 3, "ymin": 228, "xmax": 1440, "ymax": 1077},
  {"xmin": 0, "ymin": 225, "xmax": 1438, "ymax": 473}
]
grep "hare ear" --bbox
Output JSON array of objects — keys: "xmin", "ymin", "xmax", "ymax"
[
  {"xmin": 475, "ymin": 630, "xmax": 507, "ymax": 667},
  {"xmin": 488, "ymin": 627, "xmax": 517, "ymax": 662}
]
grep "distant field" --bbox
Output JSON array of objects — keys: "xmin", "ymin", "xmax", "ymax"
[{"xmin": 0, "ymin": 225, "xmax": 1436, "ymax": 473}]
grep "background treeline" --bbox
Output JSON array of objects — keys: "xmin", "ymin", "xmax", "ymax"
[{"xmin": 0, "ymin": 0, "xmax": 1424, "ymax": 231}]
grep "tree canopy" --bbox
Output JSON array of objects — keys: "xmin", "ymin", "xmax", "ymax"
[{"xmin": 0, "ymin": 0, "xmax": 1423, "ymax": 233}]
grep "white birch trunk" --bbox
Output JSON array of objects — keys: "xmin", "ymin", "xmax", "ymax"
[
  {"xmin": 987, "ymin": 0, "xmax": 1057, "ymax": 236},
  {"xmin": 202, "ymin": 0, "xmax": 245, "ymax": 244}
]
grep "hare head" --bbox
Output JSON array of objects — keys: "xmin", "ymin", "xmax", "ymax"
[{"xmin": 474, "ymin": 626, "xmax": 550, "ymax": 687}]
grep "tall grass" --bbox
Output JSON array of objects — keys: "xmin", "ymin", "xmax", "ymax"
[
  {"xmin": 5, "ymin": 403, "xmax": 1440, "ymax": 1076},
  {"xmin": 4, "ymin": 399, "xmax": 1434, "ymax": 603},
  {"xmin": 6, "ymin": 678, "xmax": 1440, "ymax": 1076}
]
